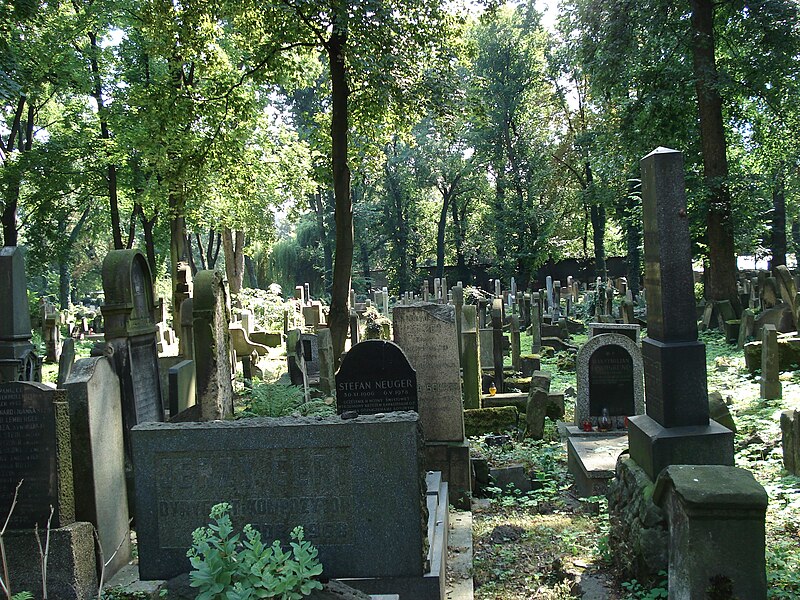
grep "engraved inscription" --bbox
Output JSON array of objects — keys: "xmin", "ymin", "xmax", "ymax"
[
  {"xmin": 129, "ymin": 338, "xmax": 161, "ymax": 423},
  {"xmin": 588, "ymin": 345, "xmax": 634, "ymax": 417},
  {"xmin": 155, "ymin": 447, "xmax": 352, "ymax": 548},
  {"xmin": 0, "ymin": 385, "xmax": 57, "ymax": 528}
]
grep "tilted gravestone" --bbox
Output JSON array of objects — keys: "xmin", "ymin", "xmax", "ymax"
[
  {"xmin": 0, "ymin": 247, "xmax": 40, "ymax": 382},
  {"xmin": 132, "ymin": 414, "xmax": 426, "ymax": 582},
  {"xmin": 575, "ymin": 333, "xmax": 645, "ymax": 430},
  {"xmin": 335, "ymin": 340, "xmax": 417, "ymax": 414},
  {"xmin": 0, "ymin": 381, "xmax": 74, "ymax": 529},
  {"xmin": 63, "ymin": 357, "xmax": 131, "ymax": 578},
  {"xmin": 192, "ymin": 270, "xmax": 233, "ymax": 421},
  {"xmin": 101, "ymin": 249, "xmax": 164, "ymax": 461},
  {"xmin": 627, "ymin": 148, "xmax": 734, "ymax": 480}
]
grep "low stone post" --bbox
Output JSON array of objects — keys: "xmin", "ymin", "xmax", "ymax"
[
  {"xmin": 761, "ymin": 324, "xmax": 781, "ymax": 399},
  {"xmin": 653, "ymin": 465, "xmax": 767, "ymax": 600}
]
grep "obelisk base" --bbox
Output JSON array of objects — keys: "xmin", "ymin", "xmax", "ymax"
[{"xmin": 628, "ymin": 414, "xmax": 734, "ymax": 480}]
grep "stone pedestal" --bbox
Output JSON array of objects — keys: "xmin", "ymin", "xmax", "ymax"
[
  {"xmin": 641, "ymin": 339, "xmax": 708, "ymax": 427},
  {"xmin": 567, "ymin": 434, "xmax": 628, "ymax": 497},
  {"xmin": 627, "ymin": 415, "xmax": 734, "ymax": 481},
  {"xmin": 4, "ymin": 522, "xmax": 98, "ymax": 600},
  {"xmin": 653, "ymin": 465, "xmax": 768, "ymax": 600}
]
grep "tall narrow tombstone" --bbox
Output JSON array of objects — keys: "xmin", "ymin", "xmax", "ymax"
[
  {"xmin": 0, "ymin": 382, "xmax": 74, "ymax": 528},
  {"xmin": 627, "ymin": 148, "xmax": 733, "ymax": 480},
  {"xmin": 63, "ymin": 357, "xmax": 131, "ymax": 577},
  {"xmin": 433, "ymin": 278, "xmax": 441, "ymax": 303},
  {"xmin": 382, "ymin": 286, "xmax": 389, "ymax": 314},
  {"xmin": 173, "ymin": 261, "xmax": 193, "ymax": 343},
  {"xmin": 491, "ymin": 299, "xmax": 505, "ymax": 392},
  {"xmin": 349, "ymin": 310, "xmax": 360, "ymax": 346},
  {"xmin": 510, "ymin": 315, "xmax": 521, "ymax": 373},
  {"xmin": 461, "ymin": 305, "xmax": 481, "ymax": 410},
  {"xmin": 0, "ymin": 247, "xmax": 40, "ymax": 382},
  {"xmin": 760, "ymin": 324, "xmax": 781, "ymax": 399},
  {"xmin": 192, "ymin": 270, "xmax": 234, "ymax": 421},
  {"xmin": 531, "ymin": 297, "xmax": 542, "ymax": 353},
  {"xmin": 453, "ymin": 284, "xmax": 464, "ymax": 367},
  {"xmin": 545, "ymin": 276, "xmax": 554, "ymax": 312},
  {"xmin": 304, "ymin": 282, "xmax": 311, "ymax": 304},
  {"xmin": 494, "ymin": 279, "xmax": 501, "ymax": 298},
  {"xmin": 317, "ymin": 328, "xmax": 336, "ymax": 397},
  {"xmin": 101, "ymin": 250, "xmax": 164, "ymax": 461},
  {"xmin": 178, "ymin": 298, "xmax": 194, "ymax": 359},
  {"xmin": 295, "ymin": 285, "xmax": 305, "ymax": 303}
]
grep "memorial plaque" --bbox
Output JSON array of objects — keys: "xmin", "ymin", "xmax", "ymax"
[
  {"xmin": 336, "ymin": 340, "xmax": 417, "ymax": 414},
  {"xmin": 296, "ymin": 333, "xmax": 320, "ymax": 381},
  {"xmin": 588, "ymin": 345, "xmax": 634, "ymax": 416},
  {"xmin": 0, "ymin": 382, "xmax": 73, "ymax": 528},
  {"xmin": 393, "ymin": 303, "xmax": 464, "ymax": 442},
  {"xmin": 132, "ymin": 414, "xmax": 425, "ymax": 581}
]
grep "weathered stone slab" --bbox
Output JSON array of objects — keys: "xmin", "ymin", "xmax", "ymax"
[
  {"xmin": 192, "ymin": 270, "xmax": 233, "ymax": 420},
  {"xmin": 64, "ymin": 357, "xmax": 131, "ymax": 578},
  {"xmin": 0, "ymin": 246, "xmax": 39, "ymax": 382},
  {"xmin": 567, "ymin": 434, "xmax": 628, "ymax": 497},
  {"xmin": 653, "ymin": 465, "xmax": 767, "ymax": 600},
  {"xmin": 336, "ymin": 340, "xmax": 417, "ymax": 414},
  {"xmin": 132, "ymin": 413, "xmax": 425, "ymax": 581},
  {"xmin": 168, "ymin": 359, "xmax": 196, "ymax": 417},
  {"xmin": 393, "ymin": 303, "xmax": 464, "ymax": 442},
  {"xmin": 0, "ymin": 381, "xmax": 74, "ymax": 528}
]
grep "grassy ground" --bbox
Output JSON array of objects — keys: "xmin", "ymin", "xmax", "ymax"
[{"xmin": 473, "ymin": 327, "xmax": 800, "ymax": 599}]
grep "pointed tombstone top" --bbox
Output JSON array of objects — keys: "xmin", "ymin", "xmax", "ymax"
[{"xmin": 643, "ymin": 146, "xmax": 681, "ymax": 159}]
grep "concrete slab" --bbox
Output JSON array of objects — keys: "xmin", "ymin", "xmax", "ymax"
[
  {"xmin": 567, "ymin": 434, "xmax": 629, "ymax": 497},
  {"xmin": 445, "ymin": 510, "xmax": 474, "ymax": 600}
]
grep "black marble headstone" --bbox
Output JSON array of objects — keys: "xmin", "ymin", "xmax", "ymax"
[
  {"xmin": 336, "ymin": 340, "xmax": 418, "ymax": 414},
  {"xmin": 588, "ymin": 345, "xmax": 634, "ymax": 416},
  {"xmin": 0, "ymin": 381, "xmax": 73, "ymax": 528}
]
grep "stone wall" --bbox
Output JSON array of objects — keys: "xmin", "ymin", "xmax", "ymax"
[{"xmin": 607, "ymin": 457, "xmax": 668, "ymax": 585}]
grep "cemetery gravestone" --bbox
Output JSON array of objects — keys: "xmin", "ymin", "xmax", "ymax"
[
  {"xmin": 627, "ymin": 148, "xmax": 733, "ymax": 480},
  {"xmin": 168, "ymin": 359, "xmax": 196, "ymax": 416},
  {"xmin": 57, "ymin": 338, "xmax": 76, "ymax": 388},
  {"xmin": 317, "ymin": 328, "xmax": 336, "ymax": 396},
  {"xmin": 0, "ymin": 381, "xmax": 74, "ymax": 529},
  {"xmin": 132, "ymin": 414, "xmax": 426, "ymax": 582},
  {"xmin": 336, "ymin": 340, "xmax": 417, "ymax": 414},
  {"xmin": 192, "ymin": 270, "xmax": 234, "ymax": 421},
  {"xmin": 575, "ymin": 333, "xmax": 645, "ymax": 429},
  {"xmin": 101, "ymin": 250, "xmax": 164, "ymax": 459},
  {"xmin": 63, "ymin": 357, "xmax": 132, "ymax": 577},
  {"xmin": 393, "ymin": 303, "xmax": 464, "ymax": 442},
  {"xmin": 461, "ymin": 304, "xmax": 481, "ymax": 410},
  {"xmin": 0, "ymin": 247, "xmax": 40, "ymax": 382},
  {"xmin": 393, "ymin": 303, "xmax": 470, "ymax": 508}
]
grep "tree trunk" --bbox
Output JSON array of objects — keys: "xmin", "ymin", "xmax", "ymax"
[
  {"xmin": 452, "ymin": 198, "xmax": 470, "ymax": 284},
  {"xmin": 435, "ymin": 187, "xmax": 452, "ymax": 280},
  {"xmin": 770, "ymin": 167, "xmax": 786, "ymax": 271},
  {"xmin": 139, "ymin": 206, "xmax": 157, "ymax": 277},
  {"xmin": 792, "ymin": 218, "xmax": 800, "ymax": 261},
  {"xmin": 59, "ymin": 261, "xmax": 71, "ymax": 309},
  {"xmin": 88, "ymin": 31, "xmax": 123, "ymax": 250},
  {"xmin": 690, "ymin": 0, "xmax": 741, "ymax": 313},
  {"xmin": 222, "ymin": 228, "xmax": 246, "ymax": 300},
  {"xmin": 245, "ymin": 253, "xmax": 258, "ymax": 289},
  {"xmin": 327, "ymin": 19, "xmax": 353, "ymax": 362}
]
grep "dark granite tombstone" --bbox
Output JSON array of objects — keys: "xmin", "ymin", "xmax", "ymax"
[
  {"xmin": 336, "ymin": 340, "xmax": 417, "ymax": 414},
  {"xmin": 132, "ymin": 414, "xmax": 426, "ymax": 582},
  {"xmin": 0, "ymin": 381, "xmax": 74, "ymax": 528},
  {"xmin": 0, "ymin": 247, "xmax": 40, "ymax": 382},
  {"xmin": 627, "ymin": 148, "xmax": 733, "ymax": 480},
  {"xmin": 101, "ymin": 249, "xmax": 164, "ymax": 461}
]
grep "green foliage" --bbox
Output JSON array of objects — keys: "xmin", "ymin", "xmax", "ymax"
[
  {"xmin": 238, "ymin": 382, "xmax": 334, "ymax": 419},
  {"xmin": 11, "ymin": 593, "xmax": 34, "ymax": 600},
  {"xmin": 621, "ymin": 572, "xmax": 668, "ymax": 599},
  {"xmin": 187, "ymin": 503, "xmax": 323, "ymax": 600},
  {"xmin": 236, "ymin": 286, "xmax": 293, "ymax": 333},
  {"xmin": 361, "ymin": 306, "xmax": 391, "ymax": 340}
]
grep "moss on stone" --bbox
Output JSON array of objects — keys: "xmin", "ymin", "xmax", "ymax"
[{"xmin": 464, "ymin": 406, "xmax": 519, "ymax": 437}]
